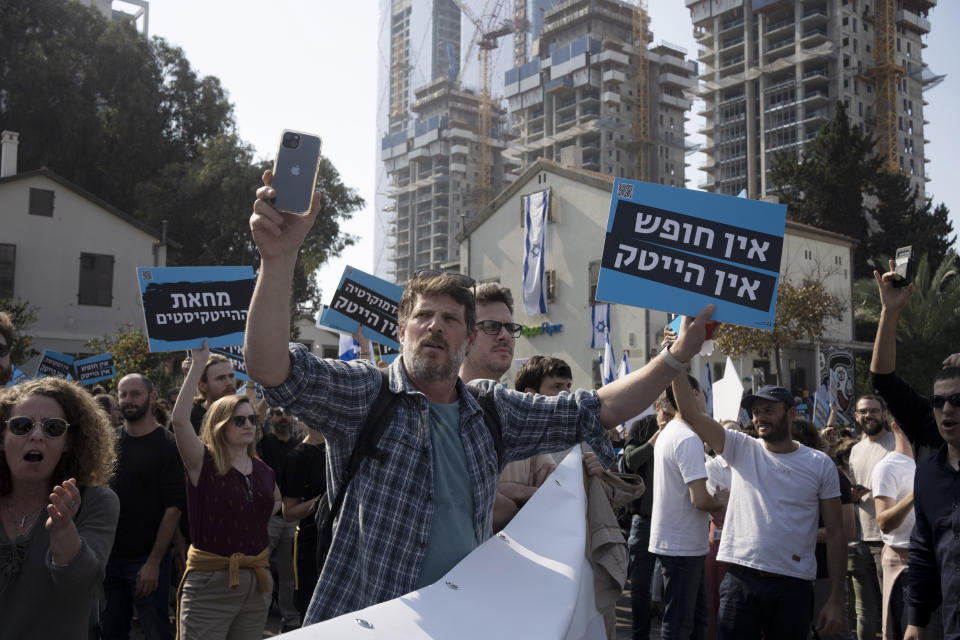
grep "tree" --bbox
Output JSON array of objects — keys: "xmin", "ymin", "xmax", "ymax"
[
  {"xmin": 769, "ymin": 103, "xmax": 954, "ymax": 279},
  {"xmin": 854, "ymin": 252, "xmax": 960, "ymax": 391},
  {"xmin": 715, "ymin": 279, "xmax": 846, "ymax": 386},
  {"xmin": 85, "ymin": 324, "xmax": 176, "ymax": 392},
  {"xmin": 0, "ymin": 298, "xmax": 40, "ymax": 366}
]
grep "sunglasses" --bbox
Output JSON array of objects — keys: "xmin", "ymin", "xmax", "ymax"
[
  {"xmin": 475, "ymin": 320, "xmax": 523, "ymax": 338},
  {"xmin": 232, "ymin": 414, "xmax": 260, "ymax": 428},
  {"xmin": 6, "ymin": 416, "xmax": 70, "ymax": 438},
  {"xmin": 0, "ymin": 342, "xmax": 9, "ymax": 358},
  {"xmin": 929, "ymin": 393, "xmax": 960, "ymax": 409},
  {"xmin": 414, "ymin": 269, "xmax": 476, "ymax": 293}
]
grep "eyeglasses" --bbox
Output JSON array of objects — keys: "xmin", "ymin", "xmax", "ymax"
[
  {"xmin": 855, "ymin": 408, "xmax": 883, "ymax": 416},
  {"xmin": 930, "ymin": 393, "xmax": 960, "ymax": 409},
  {"xmin": 232, "ymin": 414, "xmax": 260, "ymax": 428},
  {"xmin": 475, "ymin": 320, "xmax": 523, "ymax": 338},
  {"xmin": 0, "ymin": 342, "xmax": 9, "ymax": 358},
  {"xmin": 6, "ymin": 416, "xmax": 70, "ymax": 438}
]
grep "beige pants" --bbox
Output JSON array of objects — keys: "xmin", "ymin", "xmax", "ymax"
[
  {"xmin": 881, "ymin": 545, "xmax": 909, "ymax": 640},
  {"xmin": 178, "ymin": 567, "xmax": 271, "ymax": 640}
]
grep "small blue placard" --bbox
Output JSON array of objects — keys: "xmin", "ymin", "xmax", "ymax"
[
  {"xmin": 137, "ymin": 266, "xmax": 256, "ymax": 352},
  {"xmin": 74, "ymin": 353, "xmax": 116, "ymax": 386},
  {"xmin": 596, "ymin": 179, "xmax": 786, "ymax": 330},
  {"xmin": 317, "ymin": 266, "xmax": 404, "ymax": 350},
  {"xmin": 36, "ymin": 350, "xmax": 75, "ymax": 379},
  {"xmin": 210, "ymin": 345, "xmax": 251, "ymax": 383}
]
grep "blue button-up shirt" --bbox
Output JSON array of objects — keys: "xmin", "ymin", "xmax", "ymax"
[
  {"xmin": 264, "ymin": 344, "xmax": 614, "ymax": 624},
  {"xmin": 906, "ymin": 444, "xmax": 960, "ymax": 633}
]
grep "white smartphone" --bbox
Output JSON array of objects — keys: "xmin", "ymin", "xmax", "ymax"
[{"xmin": 271, "ymin": 130, "xmax": 322, "ymax": 215}]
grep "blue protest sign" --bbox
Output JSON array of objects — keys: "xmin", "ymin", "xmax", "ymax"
[
  {"xmin": 596, "ymin": 179, "xmax": 786, "ymax": 330},
  {"xmin": 74, "ymin": 353, "xmax": 116, "ymax": 386},
  {"xmin": 36, "ymin": 350, "xmax": 75, "ymax": 379},
  {"xmin": 137, "ymin": 266, "xmax": 256, "ymax": 352},
  {"xmin": 6, "ymin": 367, "xmax": 29, "ymax": 387},
  {"xmin": 316, "ymin": 266, "xmax": 404, "ymax": 350}
]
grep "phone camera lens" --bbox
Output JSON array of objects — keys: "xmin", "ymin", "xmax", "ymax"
[{"xmin": 282, "ymin": 132, "xmax": 301, "ymax": 149}]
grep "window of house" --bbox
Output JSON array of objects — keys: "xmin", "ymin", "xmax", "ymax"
[
  {"xmin": 28, "ymin": 188, "xmax": 55, "ymax": 217},
  {"xmin": 78, "ymin": 253, "xmax": 114, "ymax": 306},
  {"xmin": 0, "ymin": 244, "xmax": 14, "ymax": 298}
]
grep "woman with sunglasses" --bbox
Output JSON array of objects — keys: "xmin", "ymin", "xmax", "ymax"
[
  {"xmin": 170, "ymin": 341, "xmax": 280, "ymax": 639},
  {"xmin": 0, "ymin": 377, "xmax": 119, "ymax": 640}
]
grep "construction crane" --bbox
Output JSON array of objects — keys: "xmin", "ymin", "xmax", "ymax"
[
  {"xmin": 631, "ymin": 1, "xmax": 651, "ymax": 182},
  {"xmin": 453, "ymin": 0, "xmax": 515, "ymax": 211},
  {"xmin": 871, "ymin": 0, "xmax": 902, "ymax": 174}
]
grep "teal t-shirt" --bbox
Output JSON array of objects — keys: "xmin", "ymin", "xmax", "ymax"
[{"xmin": 416, "ymin": 400, "xmax": 477, "ymax": 588}]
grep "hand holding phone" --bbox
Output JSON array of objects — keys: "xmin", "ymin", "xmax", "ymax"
[
  {"xmin": 271, "ymin": 130, "xmax": 322, "ymax": 215},
  {"xmin": 892, "ymin": 245, "xmax": 915, "ymax": 288}
]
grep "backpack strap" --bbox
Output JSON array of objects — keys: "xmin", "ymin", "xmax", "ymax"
[
  {"xmin": 466, "ymin": 383, "xmax": 504, "ymax": 470},
  {"xmin": 322, "ymin": 368, "xmax": 402, "ymax": 545}
]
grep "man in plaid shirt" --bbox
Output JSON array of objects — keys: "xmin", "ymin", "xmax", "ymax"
[{"xmin": 245, "ymin": 172, "xmax": 715, "ymax": 624}]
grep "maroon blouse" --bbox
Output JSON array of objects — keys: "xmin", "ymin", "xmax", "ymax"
[{"xmin": 185, "ymin": 449, "xmax": 275, "ymax": 556}]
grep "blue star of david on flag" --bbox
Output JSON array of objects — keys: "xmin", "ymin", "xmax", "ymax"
[{"xmin": 591, "ymin": 303, "xmax": 611, "ymax": 349}]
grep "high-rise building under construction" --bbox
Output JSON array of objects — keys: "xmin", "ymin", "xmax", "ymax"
[{"xmin": 687, "ymin": 0, "xmax": 938, "ymax": 199}]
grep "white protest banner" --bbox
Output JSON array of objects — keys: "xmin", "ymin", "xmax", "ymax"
[
  {"xmin": 597, "ymin": 179, "xmax": 786, "ymax": 330},
  {"xmin": 711, "ymin": 357, "xmax": 745, "ymax": 424},
  {"xmin": 286, "ymin": 447, "xmax": 603, "ymax": 639}
]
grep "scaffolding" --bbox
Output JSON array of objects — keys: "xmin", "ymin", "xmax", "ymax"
[{"xmin": 631, "ymin": 1, "xmax": 651, "ymax": 182}]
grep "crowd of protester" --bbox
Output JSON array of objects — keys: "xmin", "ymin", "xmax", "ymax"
[{"xmin": 0, "ymin": 181, "xmax": 956, "ymax": 640}]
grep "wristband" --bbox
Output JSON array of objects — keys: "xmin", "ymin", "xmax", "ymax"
[{"xmin": 659, "ymin": 345, "xmax": 690, "ymax": 372}]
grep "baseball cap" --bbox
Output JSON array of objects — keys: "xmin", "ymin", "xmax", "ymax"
[{"xmin": 741, "ymin": 385, "xmax": 795, "ymax": 414}]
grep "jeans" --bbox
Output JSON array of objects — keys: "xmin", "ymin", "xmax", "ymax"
[
  {"xmin": 102, "ymin": 552, "xmax": 173, "ymax": 640},
  {"xmin": 267, "ymin": 514, "xmax": 300, "ymax": 627},
  {"xmin": 628, "ymin": 515, "xmax": 656, "ymax": 640},
  {"xmin": 849, "ymin": 542, "xmax": 883, "ymax": 640},
  {"xmin": 657, "ymin": 554, "xmax": 708, "ymax": 640},
  {"xmin": 717, "ymin": 564, "xmax": 813, "ymax": 640}
]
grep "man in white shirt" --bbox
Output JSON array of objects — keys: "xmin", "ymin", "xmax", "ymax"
[
  {"xmin": 671, "ymin": 322, "xmax": 845, "ymax": 640},
  {"xmin": 649, "ymin": 375, "xmax": 727, "ymax": 640},
  {"xmin": 871, "ymin": 422, "xmax": 915, "ymax": 640}
]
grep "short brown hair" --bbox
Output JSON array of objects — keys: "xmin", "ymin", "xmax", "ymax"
[
  {"xmin": 0, "ymin": 312, "xmax": 13, "ymax": 351},
  {"xmin": 475, "ymin": 282, "xmax": 514, "ymax": 315},
  {"xmin": 0, "ymin": 378, "xmax": 116, "ymax": 496},
  {"xmin": 397, "ymin": 273, "xmax": 476, "ymax": 332},
  {"xmin": 200, "ymin": 395, "xmax": 259, "ymax": 476},
  {"xmin": 515, "ymin": 355, "xmax": 572, "ymax": 392},
  {"xmin": 194, "ymin": 353, "xmax": 233, "ymax": 403}
]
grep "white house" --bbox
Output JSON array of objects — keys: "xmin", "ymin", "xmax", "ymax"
[
  {"xmin": 458, "ymin": 158, "xmax": 859, "ymax": 395},
  {"xmin": 0, "ymin": 131, "xmax": 167, "ymax": 373}
]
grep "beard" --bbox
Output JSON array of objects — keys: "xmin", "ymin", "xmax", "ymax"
[
  {"xmin": 0, "ymin": 363, "xmax": 10, "ymax": 386},
  {"xmin": 860, "ymin": 416, "xmax": 888, "ymax": 436},
  {"xmin": 121, "ymin": 400, "xmax": 151, "ymax": 422},
  {"xmin": 402, "ymin": 331, "xmax": 468, "ymax": 383},
  {"xmin": 758, "ymin": 413, "xmax": 791, "ymax": 443}
]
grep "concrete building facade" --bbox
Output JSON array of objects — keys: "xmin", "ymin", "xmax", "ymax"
[
  {"xmin": 502, "ymin": 0, "xmax": 697, "ymax": 187},
  {"xmin": 458, "ymin": 158, "xmax": 855, "ymax": 394},
  {"xmin": 687, "ymin": 0, "xmax": 937, "ymax": 199}
]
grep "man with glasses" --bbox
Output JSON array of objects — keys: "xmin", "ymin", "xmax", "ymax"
[
  {"xmin": 103, "ymin": 374, "xmax": 185, "ymax": 640},
  {"xmin": 245, "ymin": 176, "xmax": 714, "ymax": 625},
  {"xmin": 458, "ymin": 282, "xmax": 520, "ymax": 384},
  {"xmin": 0, "ymin": 311, "xmax": 13, "ymax": 386}
]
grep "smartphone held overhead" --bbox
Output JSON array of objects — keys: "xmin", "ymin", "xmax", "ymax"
[
  {"xmin": 271, "ymin": 130, "xmax": 322, "ymax": 215},
  {"xmin": 892, "ymin": 245, "xmax": 915, "ymax": 288}
]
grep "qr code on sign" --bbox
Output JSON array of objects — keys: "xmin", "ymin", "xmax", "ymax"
[
  {"xmin": 616, "ymin": 182, "xmax": 634, "ymax": 199},
  {"xmin": 141, "ymin": 270, "xmax": 153, "ymax": 281}
]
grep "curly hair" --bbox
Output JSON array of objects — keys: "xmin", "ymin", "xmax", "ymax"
[
  {"xmin": 199, "ymin": 395, "xmax": 259, "ymax": 476},
  {"xmin": 0, "ymin": 378, "xmax": 116, "ymax": 496}
]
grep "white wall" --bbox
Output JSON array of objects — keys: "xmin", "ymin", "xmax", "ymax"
[{"xmin": 0, "ymin": 174, "xmax": 164, "ymax": 372}]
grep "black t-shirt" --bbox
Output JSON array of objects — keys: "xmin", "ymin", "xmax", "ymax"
[
  {"xmin": 109, "ymin": 426, "xmax": 186, "ymax": 558},
  {"xmin": 257, "ymin": 432, "xmax": 302, "ymax": 478},
  {"xmin": 815, "ymin": 466, "xmax": 853, "ymax": 579},
  {"xmin": 189, "ymin": 401, "xmax": 206, "ymax": 435},
  {"xmin": 279, "ymin": 443, "xmax": 327, "ymax": 528}
]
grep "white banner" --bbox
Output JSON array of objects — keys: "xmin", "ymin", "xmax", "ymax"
[
  {"xmin": 522, "ymin": 190, "xmax": 550, "ymax": 316},
  {"xmin": 284, "ymin": 448, "xmax": 605, "ymax": 639}
]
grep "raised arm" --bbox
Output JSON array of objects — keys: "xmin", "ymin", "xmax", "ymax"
[
  {"xmin": 671, "ymin": 365, "xmax": 727, "ymax": 455},
  {"xmin": 597, "ymin": 305, "xmax": 714, "ymax": 427},
  {"xmin": 816, "ymin": 496, "xmax": 847, "ymax": 636},
  {"xmin": 245, "ymin": 170, "xmax": 322, "ymax": 387},
  {"xmin": 870, "ymin": 259, "xmax": 914, "ymax": 375},
  {"xmin": 171, "ymin": 342, "xmax": 210, "ymax": 484}
]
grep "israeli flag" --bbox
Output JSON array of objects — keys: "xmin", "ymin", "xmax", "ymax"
[
  {"xmin": 618, "ymin": 350, "xmax": 631, "ymax": 380},
  {"xmin": 590, "ymin": 304, "xmax": 611, "ymax": 349},
  {"xmin": 339, "ymin": 334, "xmax": 360, "ymax": 361},
  {"xmin": 522, "ymin": 190, "xmax": 549, "ymax": 316},
  {"xmin": 700, "ymin": 363, "xmax": 714, "ymax": 417},
  {"xmin": 601, "ymin": 333, "xmax": 616, "ymax": 387}
]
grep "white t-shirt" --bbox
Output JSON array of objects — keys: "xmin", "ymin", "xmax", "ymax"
[
  {"xmin": 705, "ymin": 455, "xmax": 732, "ymax": 495},
  {"xmin": 870, "ymin": 452, "xmax": 916, "ymax": 549},
  {"xmin": 850, "ymin": 431, "xmax": 895, "ymax": 542},
  {"xmin": 716, "ymin": 429, "xmax": 841, "ymax": 580},
  {"xmin": 649, "ymin": 418, "xmax": 710, "ymax": 556}
]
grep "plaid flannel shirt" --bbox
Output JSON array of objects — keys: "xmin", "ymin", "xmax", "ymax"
[{"xmin": 263, "ymin": 343, "xmax": 614, "ymax": 624}]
